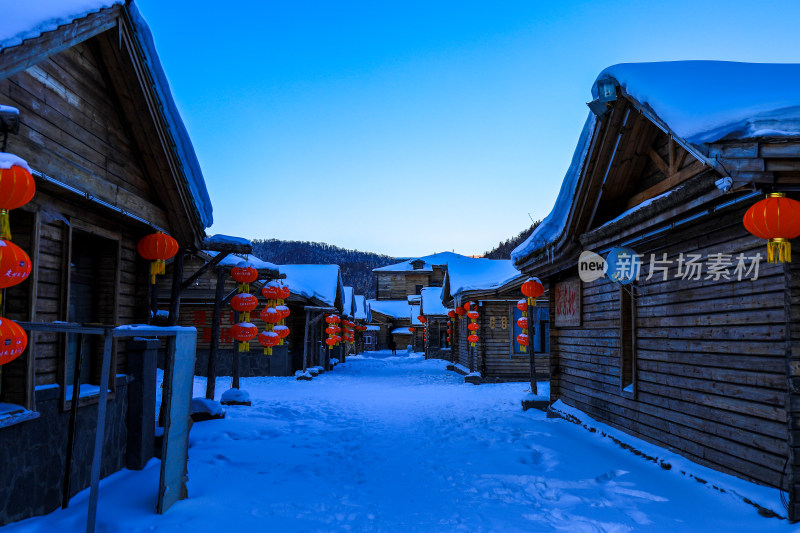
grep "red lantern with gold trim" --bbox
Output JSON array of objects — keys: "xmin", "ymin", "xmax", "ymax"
[
  {"xmin": 516, "ymin": 299, "xmax": 527, "ymax": 312},
  {"xmin": 0, "ymin": 160, "xmax": 36, "ymax": 240},
  {"xmin": 448, "ymin": 310, "xmax": 456, "ymax": 319},
  {"xmin": 517, "ymin": 333, "xmax": 529, "ymax": 347},
  {"xmin": 231, "ymin": 293, "xmax": 258, "ymax": 312},
  {"xmin": 468, "ymin": 334, "xmax": 479, "ymax": 344},
  {"xmin": 0, "ymin": 239, "xmax": 31, "ymax": 289},
  {"xmin": 517, "ymin": 317, "xmax": 528, "ymax": 330},
  {"xmin": 0, "ymin": 317, "xmax": 27, "ymax": 366},
  {"xmin": 521, "ymin": 278, "xmax": 545, "ymax": 305},
  {"xmin": 743, "ymin": 193, "xmax": 800, "ymax": 263},
  {"xmin": 137, "ymin": 232, "xmax": 179, "ymax": 284},
  {"xmin": 455, "ymin": 307, "xmax": 466, "ymax": 318},
  {"xmin": 259, "ymin": 330, "xmax": 280, "ymax": 355},
  {"xmin": 418, "ymin": 315, "xmax": 427, "ymax": 324},
  {"xmin": 231, "ymin": 263, "xmax": 258, "ymax": 284},
  {"xmin": 467, "ymin": 322, "xmax": 479, "ymax": 331}
]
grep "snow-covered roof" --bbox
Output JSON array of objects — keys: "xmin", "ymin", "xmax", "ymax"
[
  {"xmin": 365, "ymin": 325, "xmax": 381, "ymax": 332},
  {"xmin": 205, "ymin": 251, "xmax": 277, "ymax": 273},
  {"xmin": 407, "ymin": 295, "xmax": 421, "ymax": 304},
  {"xmin": 342, "ymin": 286, "xmax": 355, "ymax": 317},
  {"xmin": 420, "ymin": 286, "xmax": 448, "ymax": 317},
  {"xmin": 445, "ymin": 257, "xmax": 523, "ymax": 298},
  {"xmin": 367, "ymin": 299, "xmax": 412, "ymax": 320},
  {"xmin": 391, "ymin": 327, "xmax": 413, "ymax": 335},
  {"xmin": 410, "ymin": 304, "xmax": 422, "ymax": 326},
  {"xmin": 511, "ymin": 114, "xmax": 596, "ymax": 264},
  {"xmin": 373, "ymin": 252, "xmax": 467, "ymax": 273},
  {"xmin": 354, "ymin": 295, "xmax": 371, "ymax": 322},
  {"xmin": 0, "ymin": 2, "xmax": 215, "ymax": 230},
  {"xmin": 205, "ymin": 234, "xmax": 250, "ymax": 248},
  {"xmin": 278, "ymin": 264, "xmax": 342, "ymax": 308},
  {"xmin": 596, "ymin": 61, "xmax": 800, "ymax": 145}
]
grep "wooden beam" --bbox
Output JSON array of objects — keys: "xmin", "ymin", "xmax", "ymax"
[
  {"xmin": 625, "ymin": 159, "xmax": 706, "ymax": 209},
  {"xmin": 167, "ymin": 251, "xmax": 185, "ymax": 326},
  {"xmin": 0, "ymin": 7, "xmax": 121, "ymax": 80},
  {"xmin": 648, "ymin": 147, "xmax": 670, "ymax": 176},
  {"xmin": 200, "ymin": 239, "xmax": 251, "ymax": 254},
  {"xmin": 668, "ymin": 138, "xmax": 676, "ymax": 175},
  {"xmin": 205, "ymin": 268, "xmax": 226, "ymax": 400},
  {"xmin": 180, "ymin": 252, "xmax": 228, "ymax": 291}
]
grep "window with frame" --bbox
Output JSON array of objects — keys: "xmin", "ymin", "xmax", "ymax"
[
  {"xmin": 415, "ymin": 285, "xmax": 423, "ymax": 295},
  {"xmin": 61, "ymin": 225, "xmax": 120, "ymax": 407}
]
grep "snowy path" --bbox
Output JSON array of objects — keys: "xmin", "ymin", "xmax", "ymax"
[{"xmin": 6, "ymin": 351, "xmax": 797, "ymax": 532}]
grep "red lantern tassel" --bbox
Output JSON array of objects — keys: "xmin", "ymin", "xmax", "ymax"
[
  {"xmin": 239, "ymin": 341, "xmax": 248, "ymax": 352},
  {"xmin": 0, "ymin": 209, "xmax": 10, "ymax": 241},
  {"xmin": 768, "ymin": 238, "xmax": 791, "ymax": 263}
]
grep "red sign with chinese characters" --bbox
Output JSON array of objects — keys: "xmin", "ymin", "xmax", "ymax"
[{"xmin": 555, "ymin": 278, "xmax": 581, "ymax": 327}]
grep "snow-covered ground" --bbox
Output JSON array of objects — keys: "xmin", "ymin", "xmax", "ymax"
[{"xmin": 5, "ymin": 351, "xmax": 796, "ymax": 532}]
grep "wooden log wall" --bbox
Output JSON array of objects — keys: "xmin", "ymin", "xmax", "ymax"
[
  {"xmin": 480, "ymin": 301, "xmax": 549, "ymax": 380},
  {"xmin": 376, "ymin": 272, "xmax": 432, "ymax": 300},
  {"xmin": 556, "ymin": 203, "xmax": 789, "ymax": 491}
]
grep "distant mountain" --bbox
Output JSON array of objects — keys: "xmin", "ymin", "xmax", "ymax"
[
  {"xmin": 250, "ymin": 239, "xmax": 399, "ymax": 299},
  {"xmin": 483, "ymin": 221, "xmax": 541, "ymax": 260}
]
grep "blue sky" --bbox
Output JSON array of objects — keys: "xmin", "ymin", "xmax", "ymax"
[{"xmin": 136, "ymin": 0, "xmax": 800, "ymax": 257}]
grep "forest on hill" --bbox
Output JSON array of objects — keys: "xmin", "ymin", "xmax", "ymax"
[
  {"xmin": 250, "ymin": 239, "xmax": 399, "ymax": 299},
  {"xmin": 483, "ymin": 221, "xmax": 541, "ymax": 259}
]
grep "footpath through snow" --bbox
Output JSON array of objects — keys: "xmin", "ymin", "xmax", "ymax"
[{"xmin": 5, "ymin": 352, "xmax": 797, "ymax": 532}]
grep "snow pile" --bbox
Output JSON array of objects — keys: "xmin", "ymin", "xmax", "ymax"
[
  {"xmin": 294, "ymin": 370, "xmax": 312, "ymax": 379},
  {"xmin": 279, "ymin": 264, "xmax": 342, "ymax": 307},
  {"xmin": 420, "ymin": 286, "xmax": 448, "ymax": 316},
  {"xmin": 0, "ymin": 152, "xmax": 30, "ymax": 172},
  {"xmin": 596, "ymin": 61, "xmax": 800, "ymax": 144},
  {"xmin": 204, "ymin": 234, "xmax": 250, "ymax": 247},
  {"xmin": 342, "ymin": 286, "xmax": 355, "ymax": 317},
  {"xmin": 391, "ymin": 327, "xmax": 412, "ymax": 335},
  {"xmin": 220, "ymin": 388, "xmax": 250, "ymax": 404},
  {"xmin": 191, "ymin": 397, "xmax": 224, "ymax": 416},
  {"xmin": 330, "ymin": 358, "xmax": 339, "ymax": 365},
  {"xmin": 597, "ymin": 187, "xmax": 681, "ymax": 231},
  {"xmin": 354, "ymin": 295, "xmax": 370, "ymax": 321},
  {"xmin": 13, "ymin": 353, "xmax": 794, "ymax": 532},
  {"xmin": 205, "ymin": 251, "xmax": 277, "ymax": 273},
  {"xmin": 511, "ymin": 114, "xmax": 597, "ymax": 264},
  {"xmin": 410, "ymin": 304, "xmax": 422, "ymax": 325},
  {"xmin": 0, "ymin": 0, "xmax": 123, "ymax": 49},
  {"xmin": 368, "ymin": 299, "xmax": 413, "ymax": 319},
  {"xmin": 373, "ymin": 251, "xmax": 467, "ymax": 273},
  {"xmin": 445, "ymin": 256, "xmax": 523, "ymax": 297}
]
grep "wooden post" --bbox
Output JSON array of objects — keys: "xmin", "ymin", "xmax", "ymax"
[
  {"xmin": 62, "ymin": 333, "xmax": 84, "ymax": 509},
  {"xmin": 85, "ymin": 330, "xmax": 113, "ymax": 533},
  {"xmin": 528, "ymin": 299, "xmax": 538, "ymax": 396},
  {"xmin": 167, "ymin": 251, "xmax": 185, "ymax": 327},
  {"xmin": 205, "ymin": 268, "xmax": 226, "ymax": 400},
  {"xmin": 232, "ymin": 310, "xmax": 240, "ymax": 390},
  {"xmin": 302, "ymin": 309, "xmax": 310, "ymax": 371}
]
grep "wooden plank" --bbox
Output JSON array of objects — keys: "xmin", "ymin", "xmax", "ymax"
[{"xmin": 625, "ymin": 159, "xmax": 706, "ymax": 208}]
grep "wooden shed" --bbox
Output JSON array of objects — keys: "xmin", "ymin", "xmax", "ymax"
[
  {"xmin": 0, "ymin": 2, "xmax": 212, "ymax": 525},
  {"xmin": 442, "ymin": 257, "xmax": 549, "ymax": 382},
  {"xmin": 511, "ymin": 62, "xmax": 800, "ymax": 518},
  {"xmin": 373, "ymin": 251, "xmax": 466, "ymax": 300},
  {"xmin": 367, "ymin": 299, "xmax": 413, "ymax": 350}
]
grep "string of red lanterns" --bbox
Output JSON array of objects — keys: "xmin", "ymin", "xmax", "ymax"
[
  {"xmin": 230, "ymin": 261, "xmax": 258, "ymax": 352},
  {"xmin": 466, "ymin": 302, "xmax": 479, "ymax": 347},
  {"xmin": 260, "ymin": 280, "xmax": 291, "ymax": 355},
  {"xmin": 516, "ymin": 299, "xmax": 529, "ymax": 352},
  {"xmin": 518, "ymin": 278, "xmax": 544, "ymax": 352}
]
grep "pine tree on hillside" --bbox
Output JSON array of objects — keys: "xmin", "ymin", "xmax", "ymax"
[{"xmin": 483, "ymin": 220, "xmax": 541, "ymax": 259}]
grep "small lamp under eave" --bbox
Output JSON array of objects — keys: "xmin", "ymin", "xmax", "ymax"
[{"xmin": 743, "ymin": 193, "xmax": 800, "ymax": 263}]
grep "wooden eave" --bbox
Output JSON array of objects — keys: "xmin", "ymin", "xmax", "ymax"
[{"xmin": 0, "ymin": 5, "xmax": 208, "ymax": 248}]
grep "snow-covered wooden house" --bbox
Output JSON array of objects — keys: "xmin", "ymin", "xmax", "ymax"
[
  {"xmin": 280, "ymin": 264, "xmax": 344, "ymax": 370},
  {"xmin": 512, "ymin": 61, "xmax": 800, "ymax": 518},
  {"xmin": 353, "ymin": 294, "xmax": 371, "ymax": 353},
  {"xmin": 0, "ymin": 2, "xmax": 213, "ymax": 525},
  {"xmin": 373, "ymin": 252, "xmax": 465, "ymax": 300},
  {"xmin": 419, "ymin": 286, "xmax": 451, "ymax": 360},
  {"xmin": 367, "ymin": 299, "xmax": 414, "ymax": 350},
  {"xmin": 441, "ymin": 257, "xmax": 548, "ymax": 382}
]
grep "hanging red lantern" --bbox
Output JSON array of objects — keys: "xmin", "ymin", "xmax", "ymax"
[
  {"xmin": 231, "ymin": 263, "xmax": 258, "ymax": 284},
  {"xmin": 325, "ymin": 337, "xmax": 337, "ymax": 347},
  {"xmin": 517, "ymin": 317, "xmax": 528, "ymax": 330},
  {"xmin": 468, "ymin": 334, "xmax": 479, "ymax": 344},
  {"xmin": 0, "ymin": 161, "xmax": 36, "ymax": 240},
  {"xmin": 232, "ymin": 322, "xmax": 257, "ymax": 344},
  {"xmin": 0, "ymin": 239, "xmax": 31, "ymax": 289},
  {"xmin": 467, "ymin": 310, "xmax": 479, "ymax": 320},
  {"xmin": 261, "ymin": 307, "xmax": 280, "ymax": 323},
  {"xmin": 409, "ymin": 327, "xmax": 415, "ymax": 333},
  {"xmin": 418, "ymin": 315, "xmax": 427, "ymax": 324},
  {"xmin": 137, "ymin": 232, "xmax": 179, "ymax": 284},
  {"xmin": 516, "ymin": 299, "xmax": 527, "ymax": 312},
  {"xmin": 274, "ymin": 324, "xmax": 290, "ymax": 339},
  {"xmin": 446, "ymin": 328, "xmax": 451, "ymax": 334},
  {"xmin": 521, "ymin": 278, "xmax": 545, "ymax": 299},
  {"xmin": 0, "ymin": 317, "xmax": 27, "ymax": 365},
  {"xmin": 463, "ymin": 301, "xmax": 472, "ymax": 311},
  {"xmin": 744, "ymin": 193, "xmax": 800, "ymax": 263},
  {"xmin": 455, "ymin": 307, "xmax": 466, "ymax": 317},
  {"xmin": 468, "ymin": 322, "xmax": 479, "ymax": 331},
  {"xmin": 262, "ymin": 284, "xmax": 281, "ymax": 300},
  {"xmin": 517, "ymin": 333, "xmax": 529, "ymax": 347},
  {"xmin": 276, "ymin": 305, "xmax": 290, "ymax": 319},
  {"xmin": 231, "ymin": 293, "xmax": 258, "ymax": 312},
  {"xmin": 448, "ymin": 310, "xmax": 456, "ymax": 319},
  {"xmin": 259, "ymin": 330, "xmax": 280, "ymax": 355}
]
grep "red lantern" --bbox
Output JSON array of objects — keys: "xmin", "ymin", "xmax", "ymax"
[
  {"xmin": 744, "ymin": 193, "xmax": 800, "ymax": 263},
  {"xmin": 0, "ymin": 317, "xmax": 27, "ymax": 365},
  {"xmin": 418, "ymin": 316, "xmax": 427, "ymax": 324},
  {"xmin": 262, "ymin": 284, "xmax": 281, "ymax": 300},
  {"xmin": 259, "ymin": 330, "xmax": 279, "ymax": 346},
  {"xmin": 455, "ymin": 307, "xmax": 466, "ymax": 317},
  {"xmin": 521, "ymin": 278, "xmax": 545, "ymax": 299},
  {"xmin": 137, "ymin": 232, "xmax": 179, "ymax": 284},
  {"xmin": 260, "ymin": 307, "xmax": 280, "ymax": 324},
  {"xmin": 231, "ymin": 293, "xmax": 258, "ymax": 312},
  {"xmin": 448, "ymin": 310, "xmax": 456, "ymax": 319},
  {"xmin": 232, "ymin": 322, "xmax": 257, "ymax": 342},
  {"xmin": 231, "ymin": 263, "xmax": 258, "ymax": 284},
  {"xmin": 467, "ymin": 310, "xmax": 479, "ymax": 320},
  {"xmin": 274, "ymin": 324, "xmax": 290, "ymax": 339},
  {"xmin": 516, "ymin": 299, "xmax": 527, "ymax": 312},
  {"xmin": 463, "ymin": 301, "xmax": 472, "ymax": 311},
  {"xmin": 446, "ymin": 336, "xmax": 451, "ymax": 343},
  {"xmin": 0, "ymin": 239, "xmax": 31, "ymax": 288},
  {"xmin": 325, "ymin": 337, "xmax": 337, "ymax": 347},
  {"xmin": 517, "ymin": 317, "xmax": 528, "ymax": 330},
  {"xmin": 0, "ymin": 162, "xmax": 36, "ymax": 241},
  {"xmin": 517, "ymin": 333, "xmax": 529, "ymax": 347},
  {"xmin": 468, "ymin": 322, "xmax": 479, "ymax": 331},
  {"xmin": 276, "ymin": 305, "xmax": 290, "ymax": 319},
  {"xmin": 468, "ymin": 334, "xmax": 479, "ymax": 344},
  {"xmin": 409, "ymin": 327, "xmax": 415, "ymax": 333},
  {"xmin": 332, "ymin": 315, "xmax": 341, "ymax": 324}
]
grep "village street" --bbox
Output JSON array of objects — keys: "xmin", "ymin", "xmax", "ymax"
[{"xmin": 5, "ymin": 352, "xmax": 797, "ymax": 533}]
